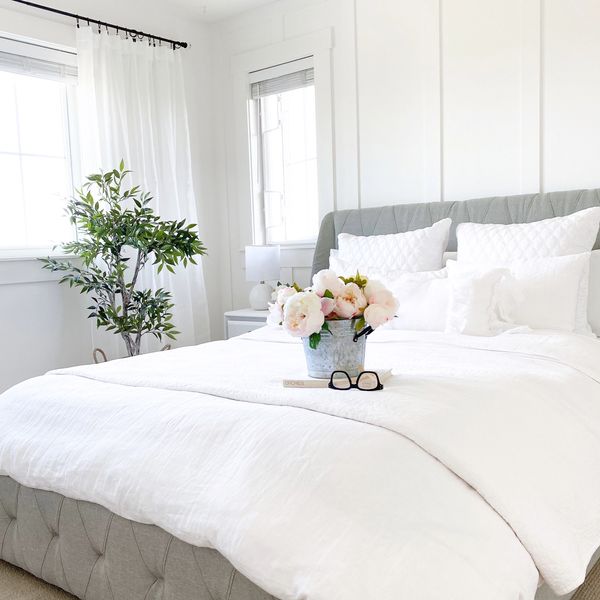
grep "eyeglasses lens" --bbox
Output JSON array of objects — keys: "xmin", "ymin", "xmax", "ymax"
[
  {"xmin": 357, "ymin": 372, "xmax": 379, "ymax": 390},
  {"xmin": 330, "ymin": 372, "xmax": 352, "ymax": 390}
]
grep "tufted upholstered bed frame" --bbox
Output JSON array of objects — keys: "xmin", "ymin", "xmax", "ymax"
[
  {"xmin": 2, "ymin": 187, "xmax": 600, "ymax": 600},
  {"xmin": 311, "ymin": 188, "xmax": 600, "ymax": 275}
]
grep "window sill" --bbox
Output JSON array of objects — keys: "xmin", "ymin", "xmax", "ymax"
[
  {"xmin": 0, "ymin": 250, "xmax": 77, "ymax": 262},
  {"xmin": 0, "ymin": 252, "xmax": 79, "ymax": 286},
  {"xmin": 239, "ymin": 241, "xmax": 316, "ymax": 253}
]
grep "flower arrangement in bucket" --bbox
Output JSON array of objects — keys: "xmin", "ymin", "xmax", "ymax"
[{"xmin": 268, "ymin": 270, "xmax": 398, "ymax": 378}]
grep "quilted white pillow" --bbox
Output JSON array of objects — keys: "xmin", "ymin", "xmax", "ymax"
[
  {"xmin": 337, "ymin": 218, "xmax": 451, "ymax": 273},
  {"xmin": 456, "ymin": 207, "xmax": 600, "ymax": 264}
]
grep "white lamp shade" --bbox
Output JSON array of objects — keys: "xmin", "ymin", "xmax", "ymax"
[{"xmin": 245, "ymin": 245, "xmax": 281, "ymax": 282}]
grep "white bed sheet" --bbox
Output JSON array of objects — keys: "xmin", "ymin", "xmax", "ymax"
[{"xmin": 1, "ymin": 328, "xmax": 600, "ymax": 600}]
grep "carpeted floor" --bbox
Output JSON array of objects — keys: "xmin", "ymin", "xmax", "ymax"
[
  {"xmin": 1, "ymin": 557, "xmax": 600, "ymax": 600},
  {"xmin": 573, "ymin": 557, "xmax": 600, "ymax": 600},
  {"xmin": 0, "ymin": 561, "xmax": 75, "ymax": 600}
]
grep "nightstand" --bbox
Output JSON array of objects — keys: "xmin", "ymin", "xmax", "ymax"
[{"xmin": 224, "ymin": 308, "xmax": 269, "ymax": 339}]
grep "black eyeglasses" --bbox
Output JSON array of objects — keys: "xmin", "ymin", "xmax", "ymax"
[{"xmin": 328, "ymin": 370, "xmax": 383, "ymax": 391}]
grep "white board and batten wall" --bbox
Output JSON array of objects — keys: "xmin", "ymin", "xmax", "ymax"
[{"xmin": 214, "ymin": 0, "xmax": 600, "ymax": 312}]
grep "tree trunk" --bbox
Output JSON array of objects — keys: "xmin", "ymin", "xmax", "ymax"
[{"xmin": 121, "ymin": 333, "xmax": 139, "ymax": 357}]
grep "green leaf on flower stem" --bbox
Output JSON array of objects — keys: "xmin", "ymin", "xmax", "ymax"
[
  {"xmin": 323, "ymin": 289, "xmax": 334, "ymax": 299},
  {"xmin": 321, "ymin": 321, "xmax": 331, "ymax": 334},
  {"xmin": 292, "ymin": 282, "xmax": 303, "ymax": 293},
  {"xmin": 309, "ymin": 332, "xmax": 321, "ymax": 349},
  {"xmin": 339, "ymin": 271, "xmax": 368, "ymax": 288},
  {"xmin": 354, "ymin": 317, "xmax": 366, "ymax": 332}
]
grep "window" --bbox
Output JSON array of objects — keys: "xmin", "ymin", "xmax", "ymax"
[
  {"xmin": 0, "ymin": 37, "xmax": 79, "ymax": 254},
  {"xmin": 248, "ymin": 57, "xmax": 319, "ymax": 245}
]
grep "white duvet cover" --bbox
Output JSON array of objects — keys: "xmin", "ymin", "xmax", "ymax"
[{"xmin": 1, "ymin": 328, "xmax": 600, "ymax": 600}]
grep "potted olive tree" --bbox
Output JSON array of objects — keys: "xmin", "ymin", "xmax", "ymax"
[{"xmin": 42, "ymin": 161, "xmax": 206, "ymax": 357}]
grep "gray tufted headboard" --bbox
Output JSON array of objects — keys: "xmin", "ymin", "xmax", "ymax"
[{"xmin": 312, "ymin": 188, "xmax": 600, "ymax": 275}]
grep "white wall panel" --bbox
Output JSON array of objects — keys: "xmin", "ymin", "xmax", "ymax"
[
  {"xmin": 442, "ymin": 0, "xmax": 539, "ymax": 202},
  {"xmin": 356, "ymin": 0, "xmax": 441, "ymax": 207},
  {"xmin": 543, "ymin": 0, "xmax": 600, "ymax": 192}
]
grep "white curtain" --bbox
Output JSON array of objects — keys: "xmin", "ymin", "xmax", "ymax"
[{"xmin": 76, "ymin": 27, "xmax": 209, "ymax": 355}]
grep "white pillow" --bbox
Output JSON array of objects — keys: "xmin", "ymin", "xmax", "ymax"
[
  {"xmin": 456, "ymin": 207, "xmax": 600, "ymax": 264},
  {"xmin": 384, "ymin": 270, "xmax": 449, "ymax": 332},
  {"xmin": 447, "ymin": 253, "xmax": 591, "ymax": 333},
  {"xmin": 456, "ymin": 208, "xmax": 600, "ymax": 335},
  {"xmin": 588, "ymin": 250, "xmax": 600, "ymax": 336},
  {"xmin": 445, "ymin": 267, "xmax": 509, "ymax": 336},
  {"xmin": 337, "ymin": 218, "xmax": 452, "ymax": 273}
]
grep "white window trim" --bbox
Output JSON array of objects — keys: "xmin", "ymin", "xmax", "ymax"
[
  {"xmin": 230, "ymin": 29, "xmax": 334, "ymax": 251},
  {"xmin": 0, "ymin": 35, "xmax": 80, "ymax": 266},
  {"xmin": 248, "ymin": 55, "xmax": 314, "ymax": 85}
]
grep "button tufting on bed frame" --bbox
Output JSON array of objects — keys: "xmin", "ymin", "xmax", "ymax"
[{"xmin": 0, "ymin": 476, "xmax": 277, "ymax": 600}]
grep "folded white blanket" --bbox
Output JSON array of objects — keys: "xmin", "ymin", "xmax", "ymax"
[{"xmin": 1, "ymin": 328, "xmax": 600, "ymax": 599}]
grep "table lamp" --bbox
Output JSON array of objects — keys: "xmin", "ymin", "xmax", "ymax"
[{"xmin": 245, "ymin": 245, "xmax": 281, "ymax": 310}]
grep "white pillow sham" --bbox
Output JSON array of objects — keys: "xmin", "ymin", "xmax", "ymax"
[
  {"xmin": 329, "ymin": 254, "xmax": 450, "ymax": 332},
  {"xmin": 589, "ymin": 250, "xmax": 600, "ymax": 336},
  {"xmin": 337, "ymin": 218, "xmax": 451, "ymax": 273},
  {"xmin": 456, "ymin": 206, "xmax": 600, "ymax": 264},
  {"xmin": 445, "ymin": 267, "xmax": 509, "ymax": 336},
  {"xmin": 384, "ymin": 270, "xmax": 449, "ymax": 332},
  {"xmin": 447, "ymin": 253, "xmax": 592, "ymax": 333}
]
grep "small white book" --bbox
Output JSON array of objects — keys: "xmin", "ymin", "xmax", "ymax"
[{"xmin": 283, "ymin": 369, "xmax": 393, "ymax": 389}]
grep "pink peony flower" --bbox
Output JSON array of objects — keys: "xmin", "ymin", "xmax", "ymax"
[
  {"xmin": 335, "ymin": 282, "xmax": 367, "ymax": 319},
  {"xmin": 320, "ymin": 297, "xmax": 336, "ymax": 316},
  {"xmin": 283, "ymin": 292, "xmax": 325, "ymax": 337},
  {"xmin": 312, "ymin": 269, "xmax": 344, "ymax": 297}
]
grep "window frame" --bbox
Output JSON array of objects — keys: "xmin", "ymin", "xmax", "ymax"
[
  {"xmin": 248, "ymin": 57, "xmax": 319, "ymax": 246},
  {"xmin": 231, "ymin": 29, "xmax": 334, "ymax": 251},
  {"xmin": 0, "ymin": 35, "xmax": 80, "ymax": 260}
]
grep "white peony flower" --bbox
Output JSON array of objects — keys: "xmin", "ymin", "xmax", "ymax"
[
  {"xmin": 276, "ymin": 286, "xmax": 297, "ymax": 306},
  {"xmin": 369, "ymin": 289, "xmax": 398, "ymax": 313},
  {"xmin": 267, "ymin": 302, "xmax": 284, "ymax": 326},
  {"xmin": 312, "ymin": 269, "xmax": 345, "ymax": 297},
  {"xmin": 267, "ymin": 286, "xmax": 297, "ymax": 327},
  {"xmin": 364, "ymin": 303, "xmax": 395, "ymax": 328},
  {"xmin": 335, "ymin": 282, "xmax": 367, "ymax": 319},
  {"xmin": 283, "ymin": 292, "xmax": 325, "ymax": 337},
  {"xmin": 364, "ymin": 279, "xmax": 387, "ymax": 303}
]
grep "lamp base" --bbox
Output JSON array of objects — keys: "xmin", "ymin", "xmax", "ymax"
[{"xmin": 249, "ymin": 282, "xmax": 273, "ymax": 310}]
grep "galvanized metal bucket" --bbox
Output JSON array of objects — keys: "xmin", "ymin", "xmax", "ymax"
[{"xmin": 302, "ymin": 318, "xmax": 366, "ymax": 379}]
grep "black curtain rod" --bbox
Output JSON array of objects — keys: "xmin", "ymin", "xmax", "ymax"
[{"xmin": 11, "ymin": 0, "xmax": 189, "ymax": 49}]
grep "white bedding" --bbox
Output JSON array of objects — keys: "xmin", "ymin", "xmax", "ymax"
[{"xmin": 2, "ymin": 328, "xmax": 600, "ymax": 600}]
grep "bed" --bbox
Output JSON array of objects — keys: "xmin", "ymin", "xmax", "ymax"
[{"xmin": 2, "ymin": 188, "xmax": 600, "ymax": 600}]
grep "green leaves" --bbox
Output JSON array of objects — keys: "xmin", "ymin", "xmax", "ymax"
[
  {"xmin": 307, "ymin": 322, "xmax": 331, "ymax": 350},
  {"xmin": 40, "ymin": 162, "xmax": 207, "ymax": 356},
  {"xmin": 308, "ymin": 332, "xmax": 321, "ymax": 349},
  {"xmin": 354, "ymin": 316, "xmax": 366, "ymax": 332},
  {"xmin": 340, "ymin": 271, "xmax": 368, "ymax": 288}
]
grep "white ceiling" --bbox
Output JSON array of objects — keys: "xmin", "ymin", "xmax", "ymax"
[{"xmin": 171, "ymin": 0, "xmax": 278, "ymax": 22}]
